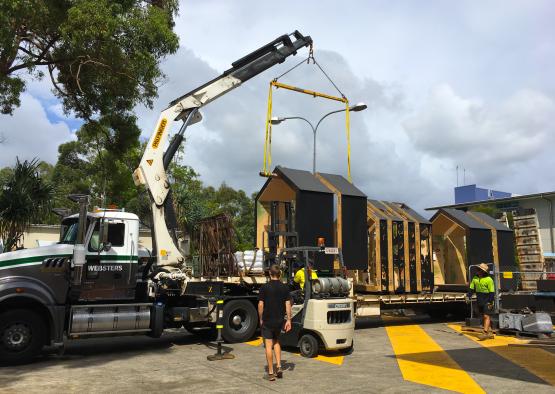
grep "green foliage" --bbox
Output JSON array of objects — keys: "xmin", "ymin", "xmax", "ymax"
[
  {"xmin": 0, "ymin": 0, "xmax": 258, "ymax": 252},
  {"xmin": 0, "ymin": 158, "xmax": 54, "ymax": 251},
  {"xmin": 201, "ymin": 184, "xmax": 255, "ymax": 250},
  {"xmin": 470, "ymin": 204, "xmax": 501, "ymax": 219},
  {"xmin": 0, "ymin": 0, "xmax": 179, "ymax": 117},
  {"xmin": 50, "ymin": 113, "xmax": 144, "ymax": 215},
  {"xmin": 171, "ymin": 164, "xmax": 255, "ymax": 251},
  {"xmin": 171, "ymin": 164, "xmax": 207, "ymax": 234}
]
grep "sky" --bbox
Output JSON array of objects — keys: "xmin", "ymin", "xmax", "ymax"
[{"xmin": 1, "ymin": 0, "xmax": 554, "ymax": 213}]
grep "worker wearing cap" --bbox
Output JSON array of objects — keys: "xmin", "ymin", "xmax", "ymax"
[
  {"xmin": 294, "ymin": 262, "xmax": 318, "ymax": 291},
  {"xmin": 467, "ymin": 263, "xmax": 495, "ymax": 340}
]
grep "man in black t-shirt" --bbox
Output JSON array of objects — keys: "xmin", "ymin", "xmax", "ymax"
[{"xmin": 258, "ymin": 264, "xmax": 292, "ymax": 381}]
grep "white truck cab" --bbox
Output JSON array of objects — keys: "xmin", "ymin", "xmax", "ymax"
[{"xmin": 60, "ymin": 209, "xmax": 144, "ymax": 302}]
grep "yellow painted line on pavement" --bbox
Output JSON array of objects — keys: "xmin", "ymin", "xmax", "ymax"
[
  {"xmin": 243, "ymin": 336, "xmax": 344, "ymax": 365},
  {"xmin": 244, "ymin": 336, "xmax": 264, "ymax": 346},
  {"xmin": 311, "ymin": 352, "xmax": 344, "ymax": 365},
  {"xmin": 386, "ymin": 323, "xmax": 485, "ymax": 393},
  {"xmin": 449, "ymin": 324, "xmax": 555, "ymax": 386}
]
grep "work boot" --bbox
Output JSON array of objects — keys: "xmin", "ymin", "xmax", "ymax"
[{"xmin": 478, "ymin": 330, "xmax": 494, "ymax": 341}]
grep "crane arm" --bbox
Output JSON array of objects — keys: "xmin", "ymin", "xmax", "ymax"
[{"xmin": 133, "ymin": 31, "xmax": 312, "ymax": 269}]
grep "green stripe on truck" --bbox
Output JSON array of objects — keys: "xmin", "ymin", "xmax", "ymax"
[{"xmin": 0, "ymin": 254, "xmax": 138, "ymax": 269}]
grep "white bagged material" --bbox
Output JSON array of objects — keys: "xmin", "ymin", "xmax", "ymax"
[
  {"xmin": 522, "ymin": 312, "xmax": 553, "ymax": 333},
  {"xmin": 235, "ymin": 250, "xmax": 265, "ymax": 273},
  {"xmin": 499, "ymin": 313, "xmax": 524, "ymax": 331}
]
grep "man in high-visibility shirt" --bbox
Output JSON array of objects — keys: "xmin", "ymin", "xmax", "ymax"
[
  {"xmin": 467, "ymin": 263, "xmax": 495, "ymax": 340},
  {"xmin": 293, "ymin": 263, "xmax": 318, "ymax": 291}
]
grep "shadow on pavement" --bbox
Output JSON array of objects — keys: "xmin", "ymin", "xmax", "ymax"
[
  {"xmin": 355, "ymin": 314, "xmax": 465, "ymax": 330},
  {"xmin": 0, "ymin": 330, "xmax": 213, "ymax": 373},
  {"xmin": 386, "ymin": 344, "xmax": 549, "ymax": 386}
]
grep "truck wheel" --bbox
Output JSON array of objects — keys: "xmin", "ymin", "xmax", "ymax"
[
  {"xmin": 0, "ymin": 309, "xmax": 47, "ymax": 364},
  {"xmin": 222, "ymin": 300, "xmax": 257, "ymax": 343},
  {"xmin": 299, "ymin": 333, "xmax": 319, "ymax": 358}
]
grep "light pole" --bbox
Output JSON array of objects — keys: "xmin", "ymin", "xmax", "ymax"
[{"xmin": 271, "ymin": 102, "xmax": 367, "ymax": 174}]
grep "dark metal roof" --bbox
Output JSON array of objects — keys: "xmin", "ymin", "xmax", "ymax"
[
  {"xmin": 368, "ymin": 199, "xmax": 403, "ymax": 221},
  {"xmin": 397, "ymin": 203, "xmax": 431, "ymax": 224},
  {"xmin": 275, "ymin": 166, "xmax": 332, "ymax": 193},
  {"xmin": 468, "ymin": 211, "xmax": 512, "ymax": 232},
  {"xmin": 431, "ymin": 208, "xmax": 489, "ymax": 230},
  {"xmin": 366, "ymin": 201, "xmax": 388, "ymax": 220},
  {"xmin": 317, "ymin": 173, "xmax": 366, "ymax": 198},
  {"xmin": 426, "ymin": 191, "xmax": 555, "ymax": 210}
]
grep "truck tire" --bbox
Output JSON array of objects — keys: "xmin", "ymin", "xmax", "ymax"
[
  {"xmin": 0, "ymin": 309, "xmax": 47, "ymax": 364},
  {"xmin": 299, "ymin": 333, "xmax": 319, "ymax": 358},
  {"xmin": 221, "ymin": 299, "xmax": 257, "ymax": 343}
]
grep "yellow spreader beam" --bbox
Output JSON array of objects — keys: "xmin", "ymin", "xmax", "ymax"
[{"xmin": 261, "ymin": 80, "xmax": 352, "ymax": 182}]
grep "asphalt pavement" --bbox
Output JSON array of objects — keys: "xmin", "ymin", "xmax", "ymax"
[{"xmin": 1, "ymin": 315, "xmax": 554, "ymax": 393}]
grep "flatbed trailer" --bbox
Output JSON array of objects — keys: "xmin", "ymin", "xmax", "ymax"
[{"xmin": 355, "ymin": 291, "xmax": 468, "ymax": 317}]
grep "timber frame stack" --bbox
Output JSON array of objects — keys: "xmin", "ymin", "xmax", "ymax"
[
  {"xmin": 196, "ymin": 213, "xmax": 238, "ymax": 278},
  {"xmin": 513, "ymin": 209, "xmax": 545, "ymax": 290},
  {"xmin": 386, "ymin": 202, "xmax": 434, "ymax": 293},
  {"xmin": 359, "ymin": 200, "xmax": 433, "ymax": 294}
]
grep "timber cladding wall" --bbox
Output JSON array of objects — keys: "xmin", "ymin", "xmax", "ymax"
[
  {"xmin": 316, "ymin": 173, "xmax": 368, "ymax": 271},
  {"xmin": 295, "ymin": 191, "xmax": 334, "ymax": 270},
  {"xmin": 466, "ymin": 211, "xmax": 517, "ymax": 291}
]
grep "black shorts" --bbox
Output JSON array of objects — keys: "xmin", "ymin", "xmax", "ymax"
[
  {"xmin": 477, "ymin": 302, "xmax": 495, "ymax": 315},
  {"xmin": 476, "ymin": 293, "xmax": 495, "ymax": 315},
  {"xmin": 261, "ymin": 325, "xmax": 282, "ymax": 340}
]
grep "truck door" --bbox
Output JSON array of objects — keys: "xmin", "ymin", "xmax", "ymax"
[{"xmin": 80, "ymin": 218, "xmax": 138, "ymax": 301}]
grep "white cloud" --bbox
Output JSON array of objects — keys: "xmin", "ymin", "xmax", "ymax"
[
  {"xmin": 0, "ymin": 93, "xmax": 73, "ymax": 167},
  {"xmin": 47, "ymin": 103, "xmax": 66, "ymax": 119},
  {"xmin": 403, "ymin": 84, "xmax": 555, "ymax": 191}
]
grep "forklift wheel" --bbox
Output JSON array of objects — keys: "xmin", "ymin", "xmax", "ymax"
[
  {"xmin": 299, "ymin": 333, "xmax": 319, "ymax": 358},
  {"xmin": 344, "ymin": 339, "xmax": 354, "ymax": 354}
]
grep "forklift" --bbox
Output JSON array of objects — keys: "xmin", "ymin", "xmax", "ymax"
[{"xmin": 277, "ymin": 246, "xmax": 355, "ymax": 357}]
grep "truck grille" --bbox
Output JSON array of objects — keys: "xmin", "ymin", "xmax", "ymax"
[{"xmin": 327, "ymin": 310, "xmax": 351, "ymax": 324}]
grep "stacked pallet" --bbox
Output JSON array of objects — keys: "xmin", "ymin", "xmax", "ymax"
[{"xmin": 513, "ymin": 209, "xmax": 545, "ymax": 290}]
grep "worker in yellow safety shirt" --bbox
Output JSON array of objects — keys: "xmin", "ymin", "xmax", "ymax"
[
  {"xmin": 467, "ymin": 263, "xmax": 495, "ymax": 340},
  {"xmin": 293, "ymin": 263, "xmax": 318, "ymax": 291}
]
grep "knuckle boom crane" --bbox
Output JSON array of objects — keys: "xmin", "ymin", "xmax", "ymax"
[{"xmin": 133, "ymin": 31, "xmax": 313, "ymax": 276}]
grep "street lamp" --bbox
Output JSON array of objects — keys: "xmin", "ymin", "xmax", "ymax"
[{"xmin": 270, "ymin": 102, "xmax": 367, "ymax": 174}]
